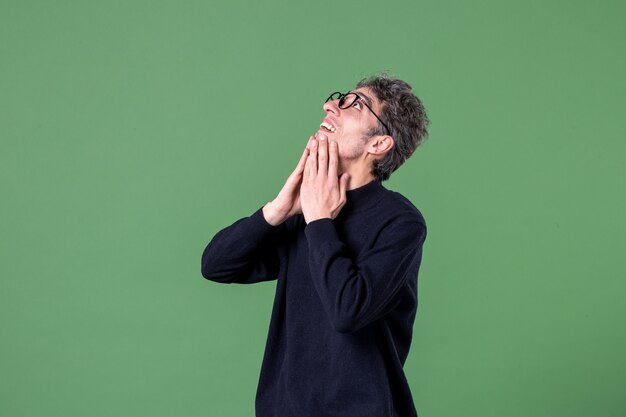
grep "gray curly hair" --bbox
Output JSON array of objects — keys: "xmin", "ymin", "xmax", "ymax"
[{"xmin": 357, "ymin": 73, "xmax": 430, "ymax": 181}]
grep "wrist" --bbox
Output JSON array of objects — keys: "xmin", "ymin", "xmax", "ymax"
[
  {"xmin": 304, "ymin": 211, "xmax": 333, "ymax": 224},
  {"xmin": 262, "ymin": 202, "xmax": 287, "ymax": 226}
]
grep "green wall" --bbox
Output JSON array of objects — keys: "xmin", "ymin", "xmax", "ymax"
[{"xmin": 1, "ymin": 0, "xmax": 624, "ymax": 416}]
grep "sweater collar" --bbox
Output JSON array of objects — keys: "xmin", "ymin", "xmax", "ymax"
[{"xmin": 341, "ymin": 179, "xmax": 386, "ymax": 215}]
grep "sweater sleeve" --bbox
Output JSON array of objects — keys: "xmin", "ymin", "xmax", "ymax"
[
  {"xmin": 201, "ymin": 207, "xmax": 287, "ymax": 284},
  {"xmin": 304, "ymin": 216, "xmax": 426, "ymax": 333}
]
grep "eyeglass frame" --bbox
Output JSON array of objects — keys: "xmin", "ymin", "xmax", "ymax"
[{"xmin": 325, "ymin": 91, "xmax": 392, "ymax": 136}]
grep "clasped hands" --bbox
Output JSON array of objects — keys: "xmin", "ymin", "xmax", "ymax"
[{"xmin": 263, "ymin": 134, "xmax": 350, "ymax": 226}]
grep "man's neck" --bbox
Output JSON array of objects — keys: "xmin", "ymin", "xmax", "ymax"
[{"xmin": 344, "ymin": 169, "xmax": 376, "ymax": 191}]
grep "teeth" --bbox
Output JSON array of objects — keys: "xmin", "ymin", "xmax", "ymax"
[{"xmin": 320, "ymin": 121, "xmax": 336, "ymax": 133}]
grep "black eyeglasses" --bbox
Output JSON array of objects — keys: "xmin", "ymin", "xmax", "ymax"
[{"xmin": 325, "ymin": 91, "xmax": 391, "ymax": 136}]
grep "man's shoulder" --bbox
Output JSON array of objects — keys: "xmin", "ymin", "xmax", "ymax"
[{"xmin": 380, "ymin": 186, "xmax": 426, "ymax": 227}]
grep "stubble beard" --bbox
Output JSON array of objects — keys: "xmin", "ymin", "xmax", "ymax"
[{"xmin": 337, "ymin": 140, "xmax": 366, "ymax": 175}]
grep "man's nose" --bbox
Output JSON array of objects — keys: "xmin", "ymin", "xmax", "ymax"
[{"xmin": 323, "ymin": 100, "xmax": 340, "ymax": 116}]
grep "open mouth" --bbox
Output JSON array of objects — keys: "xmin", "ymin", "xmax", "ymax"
[{"xmin": 319, "ymin": 121, "xmax": 336, "ymax": 133}]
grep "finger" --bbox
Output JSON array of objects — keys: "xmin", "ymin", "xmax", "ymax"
[
  {"xmin": 289, "ymin": 136, "xmax": 313, "ymax": 176},
  {"xmin": 301, "ymin": 156, "xmax": 309, "ymax": 185},
  {"xmin": 307, "ymin": 139, "xmax": 318, "ymax": 181},
  {"xmin": 293, "ymin": 141, "xmax": 310, "ymax": 175},
  {"xmin": 317, "ymin": 134, "xmax": 328, "ymax": 176},
  {"xmin": 328, "ymin": 140, "xmax": 339, "ymax": 181}
]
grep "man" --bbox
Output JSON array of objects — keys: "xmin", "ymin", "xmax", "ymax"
[{"xmin": 201, "ymin": 73, "xmax": 430, "ymax": 417}]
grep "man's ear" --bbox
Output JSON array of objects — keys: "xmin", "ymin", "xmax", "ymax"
[{"xmin": 368, "ymin": 135, "xmax": 394, "ymax": 156}]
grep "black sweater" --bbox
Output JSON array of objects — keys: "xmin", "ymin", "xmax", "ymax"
[{"xmin": 201, "ymin": 179, "xmax": 427, "ymax": 417}]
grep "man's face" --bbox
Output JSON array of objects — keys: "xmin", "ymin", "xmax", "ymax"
[{"xmin": 317, "ymin": 87, "xmax": 384, "ymax": 167}]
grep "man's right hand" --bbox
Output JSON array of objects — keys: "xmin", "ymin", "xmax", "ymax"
[{"xmin": 262, "ymin": 137, "xmax": 312, "ymax": 226}]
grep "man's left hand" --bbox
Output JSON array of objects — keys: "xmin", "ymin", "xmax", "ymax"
[{"xmin": 300, "ymin": 134, "xmax": 350, "ymax": 224}]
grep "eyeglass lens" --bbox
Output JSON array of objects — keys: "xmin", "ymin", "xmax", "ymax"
[
  {"xmin": 326, "ymin": 92, "xmax": 358, "ymax": 109},
  {"xmin": 339, "ymin": 94, "xmax": 358, "ymax": 109}
]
